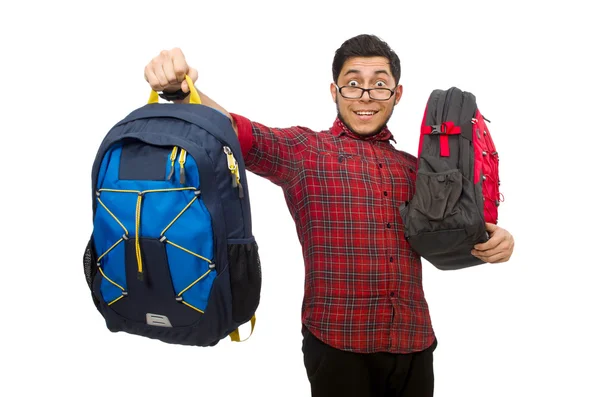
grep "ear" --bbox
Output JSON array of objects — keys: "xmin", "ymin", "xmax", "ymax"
[
  {"xmin": 330, "ymin": 83, "xmax": 338, "ymax": 103},
  {"xmin": 394, "ymin": 85, "xmax": 403, "ymax": 105}
]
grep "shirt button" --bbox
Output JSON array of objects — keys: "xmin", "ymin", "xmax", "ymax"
[
  {"xmin": 383, "ymin": 191, "xmax": 388, "ymax": 196},
  {"xmin": 390, "ymin": 291, "xmax": 395, "ymax": 297},
  {"xmin": 386, "ymin": 223, "xmax": 391, "ymax": 228},
  {"xmin": 378, "ymin": 163, "xmax": 383, "ymax": 168},
  {"xmin": 390, "ymin": 256, "xmax": 394, "ymax": 262}
]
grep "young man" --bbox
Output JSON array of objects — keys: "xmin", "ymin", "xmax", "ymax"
[{"xmin": 144, "ymin": 34, "xmax": 515, "ymax": 397}]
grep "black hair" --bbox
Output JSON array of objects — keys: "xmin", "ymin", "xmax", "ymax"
[{"xmin": 332, "ymin": 34, "xmax": 401, "ymax": 85}]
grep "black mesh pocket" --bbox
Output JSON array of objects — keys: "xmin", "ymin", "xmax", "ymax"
[
  {"xmin": 228, "ymin": 238, "xmax": 261, "ymax": 323},
  {"xmin": 83, "ymin": 237, "xmax": 102, "ymax": 311},
  {"xmin": 83, "ymin": 238, "xmax": 97, "ymax": 290}
]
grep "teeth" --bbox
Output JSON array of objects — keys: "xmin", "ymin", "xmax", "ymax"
[{"xmin": 356, "ymin": 111, "xmax": 375, "ymax": 116}]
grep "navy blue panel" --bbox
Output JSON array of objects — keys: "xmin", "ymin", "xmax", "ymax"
[
  {"xmin": 109, "ymin": 238, "xmax": 203, "ymax": 327},
  {"xmin": 93, "ymin": 265, "xmax": 235, "ymax": 346},
  {"xmin": 203, "ymin": 135, "xmax": 245, "ymax": 239},
  {"xmin": 117, "ymin": 104, "xmax": 238, "ymax": 148},
  {"xmin": 119, "ymin": 141, "xmax": 171, "ymax": 181}
]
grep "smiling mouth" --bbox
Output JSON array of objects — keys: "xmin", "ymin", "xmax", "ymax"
[{"xmin": 354, "ymin": 110, "xmax": 379, "ymax": 120}]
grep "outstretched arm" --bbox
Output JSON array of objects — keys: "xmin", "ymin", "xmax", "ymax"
[{"xmin": 143, "ymin": 47, "xmax": 309, "ymax": 187}]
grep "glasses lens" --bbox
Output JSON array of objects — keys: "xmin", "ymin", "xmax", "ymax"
[
  {"xmin": 340, "ymin": 86, "xmax": 363, "ymax": 99},
  {"xmin": 370, "ymin": 89, "xmax": 393, "ymax": 100}
]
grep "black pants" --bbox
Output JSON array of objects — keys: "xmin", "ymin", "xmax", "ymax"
[{"xmin": 302, "ymin": 327, "xmax": 436, "ymax": 397}]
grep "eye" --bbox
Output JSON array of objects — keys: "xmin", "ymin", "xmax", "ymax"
[
  {"xmin": 348, "ymin": 80, "xmax": 359, "ymax": 87},
  {"xmin": 375, "ymin": 80, "xmax": 387, "ymax": 87}
]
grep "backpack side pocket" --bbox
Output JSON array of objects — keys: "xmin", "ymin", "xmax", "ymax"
[
  {"xmin": 227, "ymin": 238, "xmax": 261, "ymax": 323},
  {"xmin": 83, "ymin": 236, "xmax": 101, "ymax": 310}
]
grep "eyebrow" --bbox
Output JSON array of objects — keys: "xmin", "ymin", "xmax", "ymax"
[{"xmin": 343, "ymin": 69, "xmax": 391, "ymax": 77}]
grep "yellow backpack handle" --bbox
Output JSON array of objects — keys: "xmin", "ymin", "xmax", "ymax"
[
  {"xmin": 148, "ymin": 75, "xmax": 201, "ymax": 105},
  {"xmin": 229, "ymin": 315, "xmax": 256, "ymax": 342}
]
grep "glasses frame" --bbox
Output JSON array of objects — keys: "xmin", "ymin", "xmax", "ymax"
[{"xmin": 335, "ymin": 84, "xmax": 396, "ymax": 101}]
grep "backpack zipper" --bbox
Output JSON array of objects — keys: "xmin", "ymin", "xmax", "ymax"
[
  {"xmin": 167, "ymin": 146, "xmax": 179, "ymax": 180},
  {"xmin": 441, "ymin": 87, "xmax": 455, "ymax": 122},
  {"xmin": 178, "ymin": 149, "xmax": 187, "ymax": 184},
  {"xmin": 223, "ymin": 147, "xmax": 237, "ymax": 187},
  {"xmin": 223, "ymin": 146, "xmax": 244, "ymax": 198}
]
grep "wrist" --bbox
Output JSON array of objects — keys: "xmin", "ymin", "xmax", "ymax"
[{"xmin": 159, "ymin": 89, "xmax": 190, "ymax": 101}]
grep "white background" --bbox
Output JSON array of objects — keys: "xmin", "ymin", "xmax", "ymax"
[{"xmin": 1, "ymin": 0, "xmax": 598, "ymax": 396}]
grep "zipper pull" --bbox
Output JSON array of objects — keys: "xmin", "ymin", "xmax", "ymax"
[
  {"xmin": 178, "ymin": 149, "xmax": 187, "ymax": 184},
  {"xmin": 234, "ymin": 164, "xmax": 244, "ymax": 198},
  {"xmin": 167, "ymin": 146, "xmax": 178, "ymax": 180},
  {"xmin": 224, "ymin": 147, "xmax": 237, "ymax": 187},
  {"xmin": 224, "ymin": 146, "xmax": 244, "ymax": 198},
  {"xmin": 237, "ymin": 179, "xmax": 244, "ymax": 199}
]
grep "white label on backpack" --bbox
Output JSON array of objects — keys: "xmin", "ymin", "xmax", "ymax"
[{"xmin": 146, "ymin": 313, "xmax": 173, "ymax": 327}]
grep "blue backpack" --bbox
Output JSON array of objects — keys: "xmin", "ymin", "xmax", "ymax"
[{"xmin": 83, "ymin": 77, "xmax": 261, "ymax": 346}]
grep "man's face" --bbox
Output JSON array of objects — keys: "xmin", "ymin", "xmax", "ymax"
[{"xmin": 330, "ymin": 56, "xmax": 402, "ymax": 136}]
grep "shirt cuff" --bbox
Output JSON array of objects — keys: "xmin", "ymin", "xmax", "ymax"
[{"xmin": 230, "ymin": 113, "xmax": 253, "ymax": 158}]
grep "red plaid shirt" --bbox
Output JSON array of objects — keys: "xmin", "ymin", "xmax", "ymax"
[{"xmin": 232, "ymin": 114, "xmax": 436, "ymax": 354}]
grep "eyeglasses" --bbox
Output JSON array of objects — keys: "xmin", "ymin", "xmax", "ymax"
[{"xmin": 335, "ymin": 85, "xmax": 395, "ymax": 101}]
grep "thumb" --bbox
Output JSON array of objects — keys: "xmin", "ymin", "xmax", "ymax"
[{"xmin": 485, "ymin": 222, "xmax": 499, "ymax": 233}]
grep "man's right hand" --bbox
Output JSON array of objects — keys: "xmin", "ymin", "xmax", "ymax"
[
  {"xmin": 143, "ymin": 48, "xmax": 237, "ymax": 134},
  {"xmin": 144, "ymin": 48, "xmax": 198, "ymax": 94}
]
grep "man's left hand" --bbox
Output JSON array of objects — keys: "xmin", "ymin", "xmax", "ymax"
[{"xmin": 471, "ymin": 223, "xmax": 515, "ymax": 263}]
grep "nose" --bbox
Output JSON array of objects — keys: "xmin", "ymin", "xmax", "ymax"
[{"xmin": 359, "ymin": 89, "xmax": 372, "ymax": 102}]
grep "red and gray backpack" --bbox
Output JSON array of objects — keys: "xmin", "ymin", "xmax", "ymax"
[{"xmin": 401, "ymin": 87, "xmax": 502, "ymax": 270}]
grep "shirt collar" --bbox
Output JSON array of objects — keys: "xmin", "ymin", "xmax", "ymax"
[{"xmin": 330, "ymin": 118, "xmax": 396, "ymax": 143}]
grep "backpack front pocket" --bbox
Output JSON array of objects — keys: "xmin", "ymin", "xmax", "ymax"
[{"xmin": 410, "ymin": 169, "xmax": 463, "ymax": 222}]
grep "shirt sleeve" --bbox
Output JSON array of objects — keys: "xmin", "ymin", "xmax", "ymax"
[{"xmin": 231, "ymin": 113, "xmax": 310, "ymax": 187}]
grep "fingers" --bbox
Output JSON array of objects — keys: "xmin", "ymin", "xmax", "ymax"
[
  {"xmin": 472, "ymin": 241, "xmax": 506, "ymax": 259},
  {"xmin": 474, "ymin": 224, "xmax": 506, "ymax": 251},
  {"xmin": 473, "ymin": 231, "xmax": 501, "ymax": 251},
  {"xmin": 160, "ymin": 50, "xmax": 177, "ymax": 87},
  {"xmin": 472, "ymin": 231, "xmax": 514, "ymax": 263},
  {"xmin": 172, "ymin": 48, "xmax": 188, "ymax": 83},
  {"xmin": 472, "ymin": 250, "xmax": 510, "ymax": 264},
  {"xmin": 144, "ymin": 48, "xmax": 190, "ymax": 92},
  {"xmin": 473, "ymin": 223, "xmax": 500, "ymax": 251}
]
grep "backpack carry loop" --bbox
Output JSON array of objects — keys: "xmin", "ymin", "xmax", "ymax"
[{"xmin": 147, "ymin": 74, "xmax": 202, "ymax": 105}]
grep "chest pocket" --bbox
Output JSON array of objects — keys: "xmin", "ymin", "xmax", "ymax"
[
  {"xmin": 311, "ymin": 150, "xmax": 414, "ymax": 200},
  {"xmin": 312, "ymin": 150, "xmax": 371, "ymax": 190}
]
